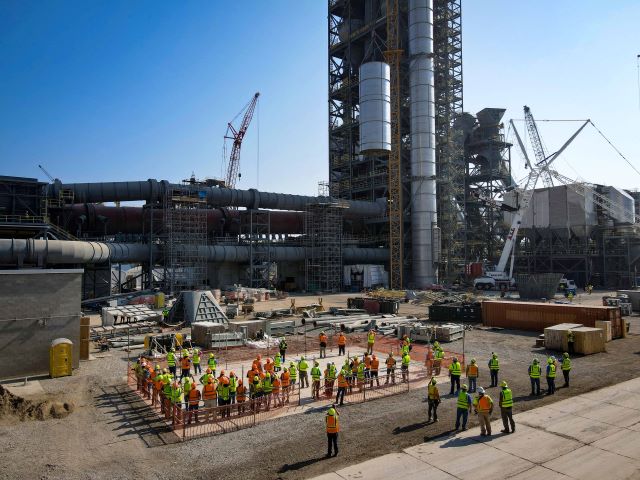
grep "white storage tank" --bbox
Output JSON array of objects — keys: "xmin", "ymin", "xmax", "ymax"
[{"xmin": 359, "ymin": 61, "xmax": 391, "ymax": 154}]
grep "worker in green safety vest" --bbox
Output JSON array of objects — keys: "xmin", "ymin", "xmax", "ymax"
[
  {"xmin": 298, "ymin": 356, "xmax": 309, "ymax": 388},
  {"xmin": 454, "ymin": 384, "xmax": 472, "ymax": 431},
  {"xmin": 311, "ymin": 361, "xmax": 322, "ymax": 399},
  {"xmin": 192, "ymin": 348, "xmax": 201, "ymax": 375},
  {"xmin": 499, "ymin": 381, "xmax": 515, "ymax": 433},
  {"xmin": 561, "ymin": 352, "xmax": 571, "ymax": 387},
  {"xmin": 166, "ymin": 348, "xmax": 177, "ymax": 376},
  {"xmin": 263, "ymin": 372, "xmax": 273, "ymax": 409},
  {"xmin": 274, "ymin": 352, "xmax": 282, "ymax": 372},
  {"xmin": 207, "ymin": 353, "xmax": 217, "ymax": 376},
  {"xmin": 448, "ymin": 357, "xmax": 462, "ymax": 394},
  {"xmin": 546, "ymin": 357, "xmax": 557, "ymax": 395},
  {"xmin": 488, "ymin": 352, "xmax": 500, "ymax": 387},
  {"xmin": 289, "ymin": 362, "xmax": 298, "ymax": 385},
  {"xmin": 401, "ymin": 352, "xmax": 411, "ymax": 382},
  {"xmin": 528, "ymin": 358, "xmax": 541, "ymax": 396}
]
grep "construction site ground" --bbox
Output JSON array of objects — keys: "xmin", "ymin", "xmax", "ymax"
[{"xmin": 1, "ymin": 290, "xmax": 639, "ymax": 480}]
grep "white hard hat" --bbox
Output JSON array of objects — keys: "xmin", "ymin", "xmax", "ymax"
[{"xmin": 477, "ymin": 387, "xmax": 485, "ymax": 394}]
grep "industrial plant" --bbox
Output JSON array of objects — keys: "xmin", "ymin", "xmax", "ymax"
[
  {"xmin": 1, "ymin": 0, "xmax": 638, "ymax": 295},
  {"xmin": 1, "ymin": 2, "xmax": 640, "ymax": 480}
]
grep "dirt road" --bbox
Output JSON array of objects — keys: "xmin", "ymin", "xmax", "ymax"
[{"xmin": 1, "ymin": 292, "xmax": 638, "ymax": 480}]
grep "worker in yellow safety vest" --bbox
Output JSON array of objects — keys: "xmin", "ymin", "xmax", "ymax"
[
  {"xmin": 366, "ymin": 330, "xmax": 376, "ymax": 355},
  {"xmin": 167, "ymin": 348, "xmax": 177, "ymax": 376},
  {"xmin": 427, "ymin": 377, "xmax": 440, "ymax": 422},
  {"xmin": 528, "ymin": 358, "xmax": 541, "ymax": 396},
  {"xmin": 499, "ymin": 381, "xmax": 515, "ymax": 433},
  {"xmin": 455, "ymin": 384, "xmax": 472, "ymax": 431},
  {"xmin": 546, "ymin": 357, "xmax": 557, "ymax": 395},
  {"xmin": 448, "ymin": 357, "xmax": 462, "ymax": 394},
  {"xmin": 192, "ymin": 348, "xmax": 201, "ymax": 375},
  {"xmin": 561, "ymin": 352, "xmax": 571, "ymax": 387},
  {"xmin": 311, "ymin": 361, "xmax": 322, "ymax": 399},
  {"xmin": 488, "ymin": 352, "xmax": 499, "ymax": 387},
  {"xmin": 401, "ymin": 352, "xmax": 411, "ymax": 383}
]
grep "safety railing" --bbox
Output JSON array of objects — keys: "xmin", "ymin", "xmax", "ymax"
[
  {"xmin": 127, "ymin": 366, "xmax": 303, "ymax": 441},
  {"xmin": 127, "ymin": 349, "xmax": 449, "ymax": 441}
]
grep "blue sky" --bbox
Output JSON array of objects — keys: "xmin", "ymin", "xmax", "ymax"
[{"xmin": 1, "ymin": 1, "xmax": 640, "ymax": 195}]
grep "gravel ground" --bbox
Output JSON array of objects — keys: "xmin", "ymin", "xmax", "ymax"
[{"xmin": 0, "ymin": 291, "xmax": 638, "ymax": 480}]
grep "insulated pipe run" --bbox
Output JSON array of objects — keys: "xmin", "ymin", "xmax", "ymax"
[
  {"xmin": 409, "ymin": 0, "xmax": 438, "ymax": 286},
  {"xmin": 0, "ymin": 239, "xmax": 388, "ymax": 265},
  {"xmin": 56, "ymin": 204, "xmax": 305, "ymax": 236},
  {"xmin": 47, "ymin": 180, "xmax": 386, "ymax": 217}
]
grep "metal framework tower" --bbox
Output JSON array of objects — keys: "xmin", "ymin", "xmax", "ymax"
[
  {"xmin": 463, "ymin": 109, "xmax": 512, "ymax": 264},
  {"xmin": 305, "ymin": 201, "xmax": 344, "ymax": 292},
  {"xmin": 163, "ymin": 182, "xmax": 208, "ymax": 293},
  {"xmin": 243, "ymin": 210, "xmax": 272, "ymax": 288},
  {"xmin": 433, "ymin": 0, "xmax": 464, "ymax": 280}
]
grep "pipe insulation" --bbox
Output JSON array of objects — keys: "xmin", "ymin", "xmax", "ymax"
[
  {"xmin": 409, "ymin": 0, "xmax": 438, "ymax": 286},
  {"xmin": 56, "ymin": 204, "xmax": 305, "ymax": 236},
  {"xmin": 47, "ymin": 180, "xmax": 386, "ymax": 217},
  {"xmin": 0, "ymin": 239, "xmax": 388, "ymax": 265}
]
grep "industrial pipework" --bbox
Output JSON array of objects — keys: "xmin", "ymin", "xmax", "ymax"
[
  {"xmin": 0, "ymin": 239, "xmax": 388, "ymax": 266},
  {"xmin": 408, "ymin": 0, "xmax": 438, "ymax": 286},
  {"xmin": 47, "ymin": 180, "xmax": 386, "ymax": 217},
  {"xmin": 56, "ymin": 204, "xmax": 305, "ymax": 237}
]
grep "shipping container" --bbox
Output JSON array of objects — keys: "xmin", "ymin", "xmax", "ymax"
[
  {"xmin": 572, "ymin": 327, "xmax": 606, "ymax": 354},
  {"xmin": 594, "ymin": 320, "xmax": 612, "ymax": 342},
  {"xmin": 543, "ymin": 323, "xmax": 583, "ymax": 351},
  {"xmin": 482, "ymin": 300, "xmax": 623, "ymax": 336}
]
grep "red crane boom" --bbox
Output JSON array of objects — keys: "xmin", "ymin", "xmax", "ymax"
[{"xmin": 224, "ymin": 92, "xmax": 260, "ymax": 189}]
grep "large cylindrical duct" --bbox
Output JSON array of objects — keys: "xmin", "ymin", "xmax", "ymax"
[
  {"xmin": 409, "ymin": 0, "xmax": 437, "ymax": 287},
  {"xmin": 0, "ymin": 239, "xmax": 388, "ymax": 266},
  {"xmin": 47, "ymin": 180, "xmax": 386, "ymax": 217},
  {"xmin": 358, "ymin": 62, "xmax": 391, "ymax": 154},
  {"xmin": 55, "ymin": 204, "xmax": 305, "ymax": 237}
]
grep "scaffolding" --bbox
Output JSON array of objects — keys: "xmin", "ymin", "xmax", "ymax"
[
  {"xmin": 433, "ymin": 0, "xmax": 465, "ymax": 281},
  {"xmin": 163, "ymin": 182, "xmax": 208, "ymax": 294},
  {"xmin": 242, "ymin": 210, "xmax": 272, "ymax": 289},
  {"xmin": 305, "ymin": 200, "xmax": 344, "ymax": 293}
]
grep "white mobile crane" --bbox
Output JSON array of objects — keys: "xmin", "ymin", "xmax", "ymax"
[{"xmin": 473, "ymin": 106, "xmax": 592, "ymax": 290}]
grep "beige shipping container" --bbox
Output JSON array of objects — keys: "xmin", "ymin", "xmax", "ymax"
[
  {"xmin": 572, "ymin": 327, "xmax": 606, "ymax": 354},
  {"xmin": 594, "ymin": 320, "xmax": 612, "ymax": 342},
  {"xmin": 544, "ymin": 323, "xmax": 584, "ymax": 351}
]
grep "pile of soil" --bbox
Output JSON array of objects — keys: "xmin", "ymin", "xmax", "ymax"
[{"xmin": 0, "ymin": 385, "xmax": 73, "ymax": 421}]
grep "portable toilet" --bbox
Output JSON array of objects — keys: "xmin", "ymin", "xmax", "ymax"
[{"xmin": 50, "ymin": 338, "xmax": 73, "ymax": 378}]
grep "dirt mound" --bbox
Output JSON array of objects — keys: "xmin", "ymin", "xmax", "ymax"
[{"xmin": 0, "ymin": 385, "xmax": 74, "ymax": 421}]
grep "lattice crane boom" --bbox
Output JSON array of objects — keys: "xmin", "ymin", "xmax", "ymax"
[
  {"xmin": 523, "ymin": 105, "xmax": 554, "ymax": 187},
  {"xmin": 224, "ymin": 92, "xmax": 260, "ymax": 189}
]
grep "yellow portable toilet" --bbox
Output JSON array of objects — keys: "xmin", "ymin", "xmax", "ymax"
[
  {"xmin": 155, "ymin": 292, "xmax": 165, "ymax": 309},
  {"xmin": 50, "ymin": 338, "xmax": 73, "ymax": 378}
]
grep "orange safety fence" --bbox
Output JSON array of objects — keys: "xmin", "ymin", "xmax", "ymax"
[
  {"xmin": 126, "ymin": 338, "xmax": 464, "ymax": 441},
  {"xmin": 127, "ymin": 366, "xmax": 302, "ymax": 441}
]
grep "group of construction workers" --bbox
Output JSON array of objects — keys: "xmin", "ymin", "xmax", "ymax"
[{"xmin": 422, "ymin": 348, "xmax": 573, "ymax": 436}]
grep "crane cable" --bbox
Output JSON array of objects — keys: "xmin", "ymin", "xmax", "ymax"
[
  {"xmin": 256, "ymin": 95, "xmax": 260, "ymax": 189},
  {"xmin": 588, "ymin": 120, "xmax": 640, "ymax": 178},
  {"xmin": 512, "ymin": 117, "xmax": 640, "ymax": 180}
]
